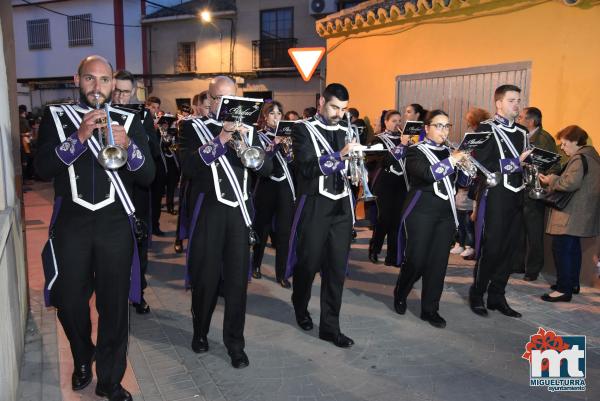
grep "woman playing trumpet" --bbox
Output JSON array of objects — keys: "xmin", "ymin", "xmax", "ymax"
[
  {"xmin": 368, "ymin": 110, "xmax": 411, "ymax": 266},
  {"xmin": 251, "ymin": 101, "xmax": 296, "ymax": 288},
  {"xmin": 393, "ymin": 110, "xmax": 468, "ymax": 328}
]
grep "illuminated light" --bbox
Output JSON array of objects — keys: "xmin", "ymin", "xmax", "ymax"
[
  {"xmin": 288, "ymin": 47, "xmax": 326, "ymax": 82},
  {"xmin": 200, "ymin": 10, "xmax": 212, "ymax": 23}
]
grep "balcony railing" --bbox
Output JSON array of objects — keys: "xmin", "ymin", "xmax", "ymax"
[{"xmin": 252, "ymin": 38, "xmax": 298, "ymax": 70}]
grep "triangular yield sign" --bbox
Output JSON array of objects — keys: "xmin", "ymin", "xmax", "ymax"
[{"xmin": 288, "ymin": 47, "xmax": 325, "ymax": 82}]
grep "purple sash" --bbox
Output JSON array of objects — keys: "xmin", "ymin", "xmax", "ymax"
[
  {"xmin": 284, "ymin": 195, "xmax": 307, "ymax": 280},
  {"xmin": 127, "ymin": 215, "xmax": 142, "ymax": 304},
  {"xmin": 474, "ymin": 189, "xmax": 488, "ymax": 259},
  {"xmin": 177, "ymin": 181, "xmax": 189, "ymax": 240},
  {"xmin": 395, "ymin": 190, "xmax": 423, "ymax": 266},
  {"xmin": 185, "ymin": 193, "xmax": 205, "ymax": 289}
]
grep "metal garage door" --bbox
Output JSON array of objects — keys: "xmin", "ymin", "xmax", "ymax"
[{"xmin": 396, "ymin": 62, "xmax": 531, "ymax": 142}]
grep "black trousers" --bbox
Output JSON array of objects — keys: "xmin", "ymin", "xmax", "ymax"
[
  {"xmin": 472, "ymin": 188, "xmax": 524, "ymax": 302},
  {"xmin": 395, "ymin": 193, "xmax": 455, "ymax": 313},
  {"xmin": 132, "ymin": 184, "xmax": 151, "ymax": 295},
  {"xmin": 188, "ymin": 196, "xmax": 249, "ymax": 353},
  {"xmin": 175, "ymin": 179, "xmax": 189, "ymax": 242},
  {"xmin": 165, "ymin": 157, "xmax": 180, "ymax": 211},
  {"xmin": 513, "ymin": 196, "xmax": 546, "ymax": 276},
  {"xmin": 252, "ymin": 178, "xmax": 295, "ymax": 280},
  {"xmin": 51, "ymin": 202, "xmax": 133, "ymax": 387},
  {"xmin": 292, "ymin": 195, "xmax": 353, "ymax": 335},
  {"xmin": 370, "ymin": 173, "xmax": 408, "ymax": 263},
  {"xmin": 150, "ymin": 158, "xmax": 166, "ymax": 230}
]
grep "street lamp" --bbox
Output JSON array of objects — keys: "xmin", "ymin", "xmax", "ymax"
[
  {"xmin": 200, "ymin": 10, "xmax": 212, "ymax": 23},
  {"xmin": 198, "ymin": 9, "xmax": 235, "ymax": 73}
]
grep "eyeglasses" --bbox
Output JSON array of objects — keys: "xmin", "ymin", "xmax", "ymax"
[{"xmin": 429, "ymin": 123, "xmax": 453, "ymax": 131}]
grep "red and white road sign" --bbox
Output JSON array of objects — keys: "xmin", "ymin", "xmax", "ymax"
[{"xmin": 288, "ymin": 47, "xmax": 326, "ymax": 82}]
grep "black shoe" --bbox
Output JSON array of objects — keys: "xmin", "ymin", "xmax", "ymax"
[
  {"xmin": 153, "ymin": 228, "xmax": 165, "ymax": 237},
  {"xmin": 318, "ymin": 332, "xmax": 354, "ymax": 348},
  {"xmin": 420, "ymin": 311, "xmax": 446, "ymax": 328},
  {"xmin": 541, "ymin": 293, "xmax": 572, "ymax": 303},
  {"xmin": 393, "ymin": 296, "xmax": 407, "ymax": 315},
  {"xmin": 252, "ymin": 269, "xmax": 262, "ymax": 279},
  {"xmin": 523, "ymin": 274, "xmax": 538, "ymax": 282},
  {"xmin": 133, "ymin": 299, "xmax": 150, "ymax": 315},
  {"xmin": 469, "ymin": 292, "xmax": 488, "ymax": 317},
  {"xmin": 96, "ymin": 384, "xmax": 132, "ymax": 401},
  {"xmin": 71, "ymin": 359, "xmax": 94, "ymax": 391},
  {"xmin": 296, "ymin": 314, "xmax": 313, "ymax": 331},
  {"xmin": 278, "ymin": 278, "xmax": 291, "ymax": 289},
  {"xmin": 191, "ymin": 335, "xmax": 209, "ymax": 353},
  {"xmin": 487, "ymin": 300, "xmax": 522, "ymax": 318},
  {"xmin": 368, "ymin": 252, "xmax": 379, "ymax": 264},
  {"xmin": 174, "ymin": 240, "xmax": 184, "ymax": 254},
  {"xmin": 352, "ymin": 229, "xmax": 357, "ymax": 239},
  {"xmin": 550, "ymin": 284, "xmax": 580, "ymax": 294},
  {"xmin": 228, "ymin": 350, "xmax": 249, "ymax": 369}
]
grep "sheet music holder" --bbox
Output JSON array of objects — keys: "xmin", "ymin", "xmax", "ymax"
[
  {"xmin": 112, "ymin": 103, "xmax": 145, "ymax": 118},
  {"xmin": 275, "ymin": 120, "xmax": 296, "ymax": 137},
  {"xmin": 524, "ymin": 147, "xmax": 561, "ymax": 170},
  {"xmin": 216, "ymin": 96, "xmax": 264, "ymax": 125},
  {"xmin": 401, "ymin": 120, "xmax": 424, "ymax": 136},
  {"xmin": 458, "ymin": 132, "xmax": 492, "ymax": 151}
]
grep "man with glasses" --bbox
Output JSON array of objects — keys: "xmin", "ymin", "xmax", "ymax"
[
  {"xmin": 178, "ymin": 76, "xmax": 272, "ymax": 368},
  {"xmin": 469, "ymin": 84, "xmax": 531, "ymax": 319}
]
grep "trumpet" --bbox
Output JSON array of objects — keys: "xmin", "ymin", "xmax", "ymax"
[
  {"xmin": 94, "ymin": 93, "xmax": 128, "ymax": 170},
  {"xmin": 523, "ymin": 163, "xmax": 546, "ymax": 200},
  {"xmin": 346, "ymin": 113, "xmax": 377, "ymax": 202},
  {"xmin": 227, "ymin": 120, "xmax": 266, "ymax": 170},
  {"xmin": 444, "ymin": 140, "xmax": 501, "ymax": 188}
]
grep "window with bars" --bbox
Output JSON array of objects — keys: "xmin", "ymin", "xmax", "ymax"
[
  {"xmin": 68, "ymin": 14, "xmax": 93, "ymax": 47},
  {"xmin": 27, "ymin": 19, "xmax": 51, "ymax": 50},
  {"xmin": 176, "ymin": 42, "xmax": 196, "ymax": 73}
]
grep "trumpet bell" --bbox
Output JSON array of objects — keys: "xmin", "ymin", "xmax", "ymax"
[
  {"xmin": 98, "ymin": 145, "xmax": 128, "ymax": 170},
  {"xmin": 485, "ymin": 172, "xmax": 502, "ymax": 188},
  {"xmin": 240, "ymin": 146, "xmax": 266, "ymax": 169}
]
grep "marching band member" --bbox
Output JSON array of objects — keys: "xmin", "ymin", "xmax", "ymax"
[
  {"xmin": 179, "ymin": 76, "xmax": 272, "ymax": 368},
  {"xmin": 368, "ymin": 110, "xmax": 410, "ymax": 266},
  {"xmin": 35, "ymin": 55, "xmax": 155, "ymax": 401},
  {"xmin": 161, "ymin": 115, "xmax": 181, "ymax": 215},
  {"xmin": 469, "ymin": 84, "xmax": 531, "ymax": 318},
  {"xmin": 288, "ymin": 83, "xmax": 360, "ymax": 348},
  {"xmin": 251, "ymin": 101, "xmax": 296, "ymax": 288},
  {"xmin": 393, "ymin": 110, "xmax": 466, "ymax": 328}
]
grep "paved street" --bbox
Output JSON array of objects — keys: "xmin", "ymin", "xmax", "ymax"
[{"xmin": 18, "ymin": 181, "xmax": 600, "ymax": 401}]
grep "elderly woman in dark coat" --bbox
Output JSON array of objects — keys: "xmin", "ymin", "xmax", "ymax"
[{"xmin": 539, "ymin": 125, "xmax": 600, "ymax": 302}]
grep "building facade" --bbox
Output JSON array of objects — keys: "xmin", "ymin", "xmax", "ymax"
[{"xmin": 12, "ymin": 0, "xmax": 145, "ymax": 111}]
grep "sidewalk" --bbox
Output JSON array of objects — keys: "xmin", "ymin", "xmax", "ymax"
[{"xmin": 18, "ymin": 181, "xmax": 600, "ymax": 401}]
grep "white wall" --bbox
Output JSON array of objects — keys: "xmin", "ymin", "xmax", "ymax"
[{"xmin": 13, "ymin": 0, "xmax": 145, "ymax": 79}]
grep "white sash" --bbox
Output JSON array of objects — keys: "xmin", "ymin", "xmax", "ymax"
[
  {"xmin": 417, "ymin": 144, "xmax": 459, "ymax": 228},
  {"xmin": 302, "ymin": 121, "xmax": 355, "ymax": 223},
  {"xmin": 378, "ymin": 133, "xmax": 410, "ymax": 190},
  {"xmin": 489, "ymin": 121, "xmax": 525, "ymax": 192},
  {"xmin": 258, "ymin": 132, "xmax": 296, "ymax": 201},
  {"xmin": 191, "ymin": 119, "xmax": 253, "ymax": 227}
]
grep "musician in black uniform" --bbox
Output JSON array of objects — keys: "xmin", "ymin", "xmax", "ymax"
[
  {"xmin": 35, "ymin": 55, "xmax": 155, "ymax": 401},
  {"xmin": 112, "ymin": 69, "xmax": 158, "ymax": 314},
  {"xmin": 289, "ymin": 83, "xmax": 360, "ymax": 348},
  {"xmin": 469, "ymin": 84, "xmax": 531, "ymax": 318},
  {"xmin": 251, "ymin": 101, "xmax": 295, "ymax": 288},
  {"xmin": 179, "ymin": 76, "xmax": 273, "ymax": 368},
  {"xmin": 368, "ymin": 110, "xmax": 410, "ymax": 266},
  {"xmin": 161, "ymin": 116, "xmax": 181, "ymax": 215},
  {"xmin": 393, "ymin": 110, "xmax": 467, "ymax": 328}
]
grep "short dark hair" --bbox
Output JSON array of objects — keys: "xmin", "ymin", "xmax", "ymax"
[
  {"xmin": 114, "ymin": 69, "xmax": 135, "ymax": 84},
  {"xmin": 409, "ymin": 103, "xmax": 426, "ymax": 120},
  {"xmin": 322, "ymin": 83, "xmax": 349, "ymax": 102},
  {"xmin": 284, "ymin": 110, "xmax": 299, "ymax": 120},
  {"xmin": 257, "ymin": 100, "xmax": 283, "ymax": 130},
  {"xmin": 424, "ymin": 109, "xmax": 449, "ymax": 125},
  {"xmin": 524, "ymin": 107, "xmax": 542, "ymax": 127},
  {"xmin": 348, "ymin": 108, "xmax": 359, "ymax": 119},
  {"xmin": 494, "ymin": 84, "xmax": 521, "ymax": 102},
  {"xmin": 303, "ymin": 107, "xmax": 317, "ymax": 119},
  {"xmin": 556, "ymin": 125, "xmax": 588, "ymax": 146},
  {"xmin": 146, "ymin": 96, "xmax": 161, "ymax": 106},
  {"xmin": 19, "ymin": 104, "xmax": 27, "ymax": 113}
]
